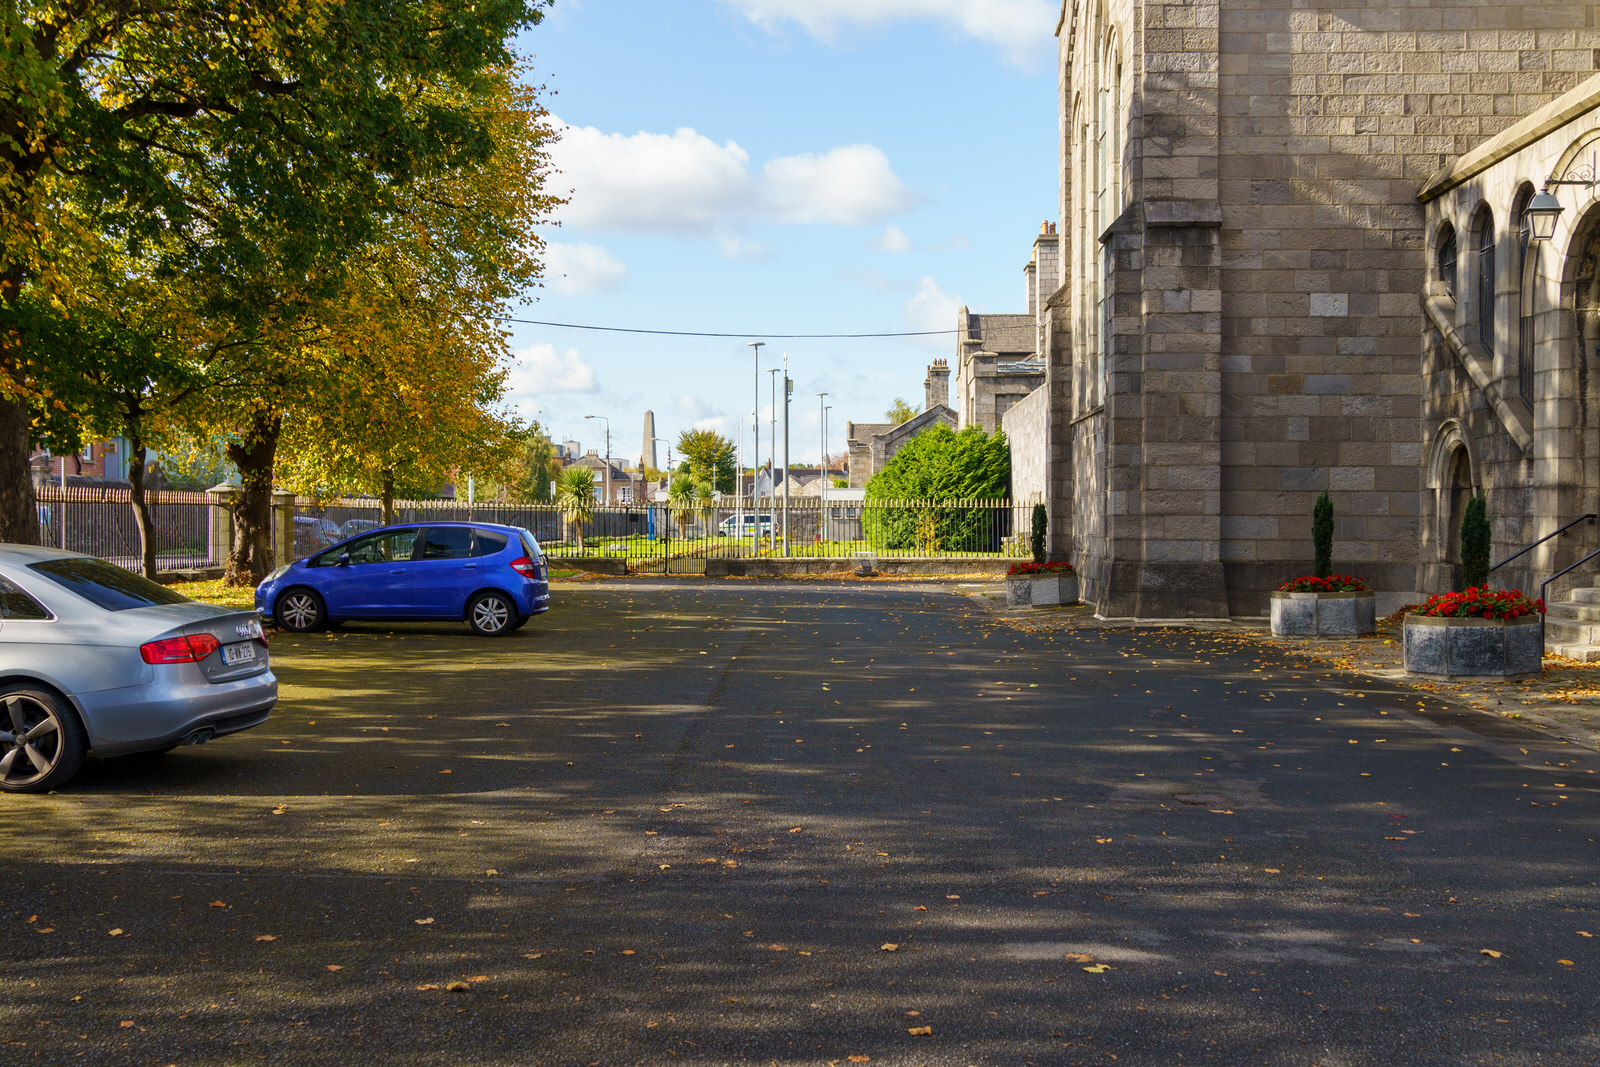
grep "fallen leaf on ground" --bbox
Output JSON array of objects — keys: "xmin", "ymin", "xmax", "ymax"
[
  {"xmin": 446, "ymin": 981, "xmax": 471, "ymax": 992},
  {"xmin": 1063, "ymin": 953, "xmax": 1094, "ymax": 963},
  {"xmin": 416, "ymin": 984, "xmax": 440, "ymax": 991},
  {"xmin": 255, "ymin": 935, "xmax": 277, "ymax": 942},
  {"xmin": 1083, "ymin": 964, "xmax": 1111, "ymax": 973},
  {"xmin": 415, "ymin": 918, "xmax": 435, "ymax": 925},
  {"xmin": 326, "ymin": 965, "xmax": 342, "ymax": 971},
  {"xmin": 208, "ymin": 901, "xmax": 227, "ymax": 908},
  {"xmin": 880, "ymin": 943, "xmax": 899, "ymax": 952},
  {"xmin": 107, "ymin": 929, "xmax": 123, "ymax": 937},
  {"xmin": 908, "ymin": 1025, "xmax": 933, "ymax": 1036},
  {"xmin": 1558, "ymin": 959, "xmax": 1576, "ymax": 966},
  {"xmin": 1481, "ymin": 949, "xmax": 1504, "ymax": 958}
]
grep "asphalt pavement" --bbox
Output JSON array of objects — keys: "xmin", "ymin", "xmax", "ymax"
[{"xmin": 3, "ymin": 580, "xmax": 1597, "ymax": 1066}]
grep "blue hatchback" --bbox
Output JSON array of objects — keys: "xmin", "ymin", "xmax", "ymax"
[{"xmin": 255, "ymin": 522, "xmax": 550, "ymax": 636}]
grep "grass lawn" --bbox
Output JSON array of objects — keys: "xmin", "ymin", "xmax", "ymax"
[{"xmin": 168, "ymin": 579, "xmax": 257, "ymax": 610}]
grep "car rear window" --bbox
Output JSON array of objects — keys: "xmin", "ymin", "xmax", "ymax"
[
  {"xmin": 419, "ymin": 527, "xmax": 474, "ymax": 560},
  {"xmin": 517, "ymin": 529, "xmax": 543, "ymax": 559},
  {"xmin": 28, "ymin": 557, "xmax": 191, "ymax": 612},
  {"xmin": 472, "ymin": 530, "xmax": 508, "ymax": 557},
  {"xmin": 0, "ymin": 576, "xmax": 51, "ymax": 619}
]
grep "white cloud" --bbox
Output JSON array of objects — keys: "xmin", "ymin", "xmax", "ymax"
[
  {"xmin": 676, "ymin": 394, "xmax": 711, "ymax": 420},
  {"xmin": 550, "ymin": 118, "xmax": 754, "ymax": 231},
  {"xmin": 720, "ymin": 0, "xmax": 1055, "ymax": 65},
  {"xmin": 903, "ymin": 276, "xmax": 961, "ymax": 336},
  {"xmin": 763, "ymin": 145, "xmax": 918, "ymax": 225},
  {"xmin": 544, "ymin": 242, "xmax": 628, "ymax": 295},
  {"xmin": 873, "ymin": 224, "xmax": 913, "ymax": 253},
  {"xmin": 550, "ymin": 115, "xmax": 916, "ymax": 237},
  {"xmin": 506, "ymin": 344, "xmax": 600, "ymax": 398}
]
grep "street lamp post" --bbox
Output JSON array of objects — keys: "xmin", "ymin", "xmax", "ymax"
[
  {"xmin": 782, "ymin": 354, "xmax": 791, "ymax": 555},
  {"xmin": 584, "ymin": 414, "xmax": 610, "ymax": 507},
  {"xmin": 748, "ymin": 341, "xmax": 763, "ymax": 557}
]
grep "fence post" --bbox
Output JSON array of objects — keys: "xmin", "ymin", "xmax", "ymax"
[
  {"xmin": 206, "ymin": 484, "xmax": 238, "ymax": 568},
  {"xmin": 271, "ymin": 489, "xmax": 295, "ymax": 565}
]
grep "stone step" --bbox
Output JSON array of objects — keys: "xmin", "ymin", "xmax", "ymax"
[
  {"xmin": 1547, "ymin": 642, "xmax": 1600, "ymax": 663},
  {"xmin": 1544, "ymin": 617, "xmax": 1600, "ymax": 644},
  {"xmin": 1568, "ymin": 587, "xmax": 1600, "ymax": 604},
  {"xmin": 1546, "ymin": 601, "xmax": 1600, "ymax": 623}
]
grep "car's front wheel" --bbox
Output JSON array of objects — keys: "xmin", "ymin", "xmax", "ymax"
[
  {"xmin": 0, "ymin": 685, "xmax": 87, "ymax": 794},
  {"xmin": 276, "ymin": 588, "xmax": 328, "ymax": 632},
  {"xmin": 467, "ymin": 592, "xmax": 515, "ymax": 636}
]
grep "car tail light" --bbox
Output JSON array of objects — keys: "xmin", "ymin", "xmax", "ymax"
[
  {"xmin": 510, "ymin": 556, "xmax": 539, "ymax": 578},
  {"xmin": 140, "ymin": 633, "xmax": 222, "ymax": 664}
]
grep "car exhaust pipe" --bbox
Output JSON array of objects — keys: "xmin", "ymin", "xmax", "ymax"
[{"xmin": 180, "ymin": 728, "xmax": 214, "ymax": 746}]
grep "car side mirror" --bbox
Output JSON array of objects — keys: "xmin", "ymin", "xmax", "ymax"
[{"xmin": 337, "ymin": 552, "xmax": 351, "ymax": 567}]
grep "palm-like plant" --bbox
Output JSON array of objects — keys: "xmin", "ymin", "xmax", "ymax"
[
  {"xmin": 693, "ymin": 480, "xmax": 716, "ymax": 537},
  {"xmin": 668, "ymin": 473, "xmax": 696, "ymax": 533},
  {"xmin": 555, "ymin": 467, "xmax": 596, "ymax": 550}
]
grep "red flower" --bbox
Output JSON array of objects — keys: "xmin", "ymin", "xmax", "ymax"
[
  {"xmin": 1006, "ymin": 560, "xmax": 1076, "ymax": 576},
  {"xmin": 1277, "ymin": 575, "xmax": 1369, "ymax": 593},
  {"xmin": 1414, "ymin": 586, "xmax": 1543, "ymax": 620}
]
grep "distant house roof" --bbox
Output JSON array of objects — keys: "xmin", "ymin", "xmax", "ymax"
[{"xmin": 960, "ymin": 311, "xmax": 1034, "ymax": 357}]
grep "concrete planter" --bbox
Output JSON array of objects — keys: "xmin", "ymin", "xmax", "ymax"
[
  {"xmin": 1006, "ymin": 572, "xmax": 1079, "ymax": 608},
  {"xmin": 1269, "ymin": 590, "xmax": 1377, "ymax": 637},
  {"xmin": 1403, "ymin": 614, "xmax": 1543, "ymax": 680}
]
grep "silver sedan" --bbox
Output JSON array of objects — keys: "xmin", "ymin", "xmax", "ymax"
[{"xmin": 0, "ymin": 544, "xmax": 276, "ymax": 793}]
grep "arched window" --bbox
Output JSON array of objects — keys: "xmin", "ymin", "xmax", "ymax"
[
  {"xmin": 1438, "ymin": 225, "xmax": 1457, "ymax": 300},
  {"xmin": 1512, "ymin": 185, "xmax": 1536, "ymax": 402},
  {"xmin": 1476, "ymin": 212, "xmax": 1495, "ymax": 352}
]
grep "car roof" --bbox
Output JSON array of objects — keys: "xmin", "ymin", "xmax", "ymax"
[{"xmin": 0, "ymin": 543, "xmax": 93, "ymax": 565}]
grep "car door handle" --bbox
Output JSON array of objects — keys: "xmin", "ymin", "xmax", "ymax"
[{"xmin": 389, "ymin": 569, "xmax": 407, "ymax": 575}]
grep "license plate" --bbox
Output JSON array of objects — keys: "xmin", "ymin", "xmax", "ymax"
[{"xmin": 222, "ymin": 642, "xmax": 257, "ymax": 666}]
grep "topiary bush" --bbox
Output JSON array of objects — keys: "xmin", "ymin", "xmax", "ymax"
[
  {"xmin": 1312, "ymin": 490, "xmax": 1334, "ymax": 579},
  {"xmin": 1460, "ymin": 493, "xmax": 1490, "ymax": 590},
  {"xmin": 1030, "ymin": 503, "xmax": 1047, "ymax": 563}
]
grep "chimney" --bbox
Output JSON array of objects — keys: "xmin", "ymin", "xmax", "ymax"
[{"xmin": 925, "ymin": 359, "xmax": 950, "ymax": 411}]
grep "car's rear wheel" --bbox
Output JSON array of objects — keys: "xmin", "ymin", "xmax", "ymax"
[
  {"xmin": 0, "ymin": 685, "xmax": 87, "ymax": 794},
  {"xmin": 468, "ymin": 592, "xmax": 514, "ymax": 636},
  {"xmin": 276, "ymin": 588, "xmax": 328, "ymax": 632}
]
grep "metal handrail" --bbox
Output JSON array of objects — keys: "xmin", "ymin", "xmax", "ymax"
[
  {"xmin": 1491, "ymin": 513, "xmax": 1596, "ymax": 572},
  {"xmin": 1539, "ymin": 547, "xmax": 1600, "ymax": 649}
]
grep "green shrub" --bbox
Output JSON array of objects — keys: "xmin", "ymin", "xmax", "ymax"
[
  {"xmin": 1312, "ymin": 491, "xmax": 1334, "ymax": 579},
  {"xmin": 1461, "ymin": 493, "xmax": 1490, "ymax": 590},
  {"xmin": 1030, "ymin": 503, "xmax": 1047, "ymax": 563}
]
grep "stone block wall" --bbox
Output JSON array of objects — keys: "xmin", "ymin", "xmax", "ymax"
[{"xmin": 1057, "ymin": 0, "xmax": 1600, "ymax": 618}]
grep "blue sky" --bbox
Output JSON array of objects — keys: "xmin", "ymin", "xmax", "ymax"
[{"xmin": 504, "ymin": 0, "xmax": 1060, "ymax": 472}]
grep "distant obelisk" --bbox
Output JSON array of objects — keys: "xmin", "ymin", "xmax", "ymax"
[{"xmin": 642, "ymin": 410, "xmax": 658, "ymax": 471}]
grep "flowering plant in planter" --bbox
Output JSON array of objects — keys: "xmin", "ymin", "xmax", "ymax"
[
  {"xmin": 1414, "ymin": 586, "xmax": 1544, "ymax": 620},
  {"xmin": 1007, "ymin": 560, "xmax": 1075, "ymax": 576},
  {"xmin": 1277, "ymin": 574, "xmax": 1368, "ymax": 593}
]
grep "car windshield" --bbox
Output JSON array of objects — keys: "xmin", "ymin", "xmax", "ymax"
[{"xmin": 29, "ymin": 557, "xmax": 192, "ymax": 611}]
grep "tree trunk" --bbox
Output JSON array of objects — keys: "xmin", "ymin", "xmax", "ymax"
[
  {"xmin": 124, "ymin": 399, "xmax": 157, "ymax": 577},
  {"xmin": 127, "ymin": 442, "xmax": 157, "ymax": 579},
  {"xmin": 0, "ymin": 396, "xmax": 39, "ymax": 545},
  {"xmin": 381, "ymin": 471, "xmax": 395, "ymax": 526},
  {"xmin": 224, "ymin": 412, "xmax": 282, "ymax": 586}
]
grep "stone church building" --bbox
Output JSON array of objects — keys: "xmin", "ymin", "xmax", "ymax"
[{"xmin": 1036, "ymin": 0, "xmax": 1600, "ymax": 627}]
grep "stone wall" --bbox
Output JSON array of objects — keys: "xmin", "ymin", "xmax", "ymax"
[
  {"xmin": 1057, "ymin": 0, "xmax": 1600, "ymax": 618},
  {"xmin": 1001, "ymin": 383, "xmax": 1049, "ymax": 517},
  {"xmin": 1418, "ymin": 74, "xmax": 1600, "ymax": 605}
]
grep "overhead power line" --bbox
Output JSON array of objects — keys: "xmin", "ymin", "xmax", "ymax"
[{"xmin": 500, "ymin": 317, "xmax": 957, "ymax": 339}]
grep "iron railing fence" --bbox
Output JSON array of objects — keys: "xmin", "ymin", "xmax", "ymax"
[
  {"xmin": 295, "ymin": 496, "xmax": 1036, "ymax": 563},
  {"xmin": 33, "ymin": 487, "xmax": 218, "ymax": 571}
]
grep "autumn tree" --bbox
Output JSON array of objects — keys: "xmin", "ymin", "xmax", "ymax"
[
  {"xmin": 885, "ymin": 398, "xmax": 919, "ymax": 424},
  {"xmin": 675, "ymin": 428, "xmax": 735, "ymax": 494},
  {"xmin": 0, "ymin": 0, "xmax": 554, "ymax": 564}
]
